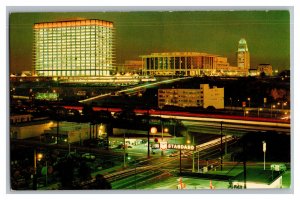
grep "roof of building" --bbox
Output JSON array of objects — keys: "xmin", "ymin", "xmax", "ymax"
[
  {"xmin": 140, "ymin": 52, "xmax": 219, "ymax": 57},
  {"xmin": 238, "ymin": 38, "xmax": 249, "ymax": 52},
  {"xmin": 233, "ymin": 168, "xmax": 283, "ymax": 185},
  {"xmin": 10, "ymin": 119, "xmax": 52, "ymax": 127},
  {"xmin": 33, "ymin": 19, "xmax": 113, "ymax": 29}
]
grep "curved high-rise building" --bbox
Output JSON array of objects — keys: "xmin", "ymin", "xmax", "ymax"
[
  {"xmin": 237, "ymin": 38, "xmax": 250, "ymax": 70},
  {"xmin": 33, "ymin": 19, "xmax": 115, "ymax": 77}
]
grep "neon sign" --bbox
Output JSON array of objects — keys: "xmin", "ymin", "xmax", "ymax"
[{"xmin": 167, "ymin": 143, "xmax": 195, "ymax": 151}]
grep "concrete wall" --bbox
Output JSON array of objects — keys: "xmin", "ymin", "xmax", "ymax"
[{"xmin": 10, "ymin": 121, "xmax": 54, "ymax": 139}]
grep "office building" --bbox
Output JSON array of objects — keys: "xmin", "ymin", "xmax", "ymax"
[
  {"xmin": 158, "ymin": 84, "xmax": 224, "ymax": 109},
  {"xmin": 33, "ymin": 19, "xmax": 115, "ymax": 77}
]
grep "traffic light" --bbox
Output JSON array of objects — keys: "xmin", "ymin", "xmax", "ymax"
[{"xmin": 154, "ymin": 138, "xmax": 158, "ymax": 143}]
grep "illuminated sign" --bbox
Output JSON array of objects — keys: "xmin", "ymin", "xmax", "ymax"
[
  {"xmin": 167, "ymin": 143, "xmax": 195, "ymax": 151},
  {"xmin": 35, "ymin": 93, "xmax": 58, "ymax": 101},
  {"xmin": 160, "ymin": 142, "xmax": 168, "ymax": 150}
]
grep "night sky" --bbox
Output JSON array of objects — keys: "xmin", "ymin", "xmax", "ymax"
[{"xmin": 9, "ymin": 10, "xmax": 290, "ymax": 73}]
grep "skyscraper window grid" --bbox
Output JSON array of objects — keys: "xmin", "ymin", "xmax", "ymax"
[{"xmin": 33, "ymin": 19, "xmax": 114, "ymax": 77}]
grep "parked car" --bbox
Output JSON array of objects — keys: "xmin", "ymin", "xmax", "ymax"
[
  {"xmin": 81, "ymin": 153, "xmax": 96, "ymax": 160},
  {"xmin": 168, "ymin": 153, "xmax": 177, "ymax": 157}
]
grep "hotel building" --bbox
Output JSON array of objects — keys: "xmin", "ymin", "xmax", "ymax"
[
  {"xmin": 141, "ymin": 52, "xmax": 248, "ymax": 77},
  {"xmin": 158, "ymin": 84, "xmax": 224, "ymax": 109},
  {"xmin": 33, "ymin": 19, "xmax": 115, "ymax": 77}
]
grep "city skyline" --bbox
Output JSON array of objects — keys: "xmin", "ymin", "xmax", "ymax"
[{"xmin": 9, "ymin": 10, "xmax": 290, "ymax": 73}]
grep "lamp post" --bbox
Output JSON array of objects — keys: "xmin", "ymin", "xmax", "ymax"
[
  {"xmin": 271, "ymin": 105, "xmax": 276, "ymax": 118},
  {"xmin": 244, "ymin": 110, "xmax": 249, "ymax": 117},
  {"xmin": 247, "ymin": 97, "xmax": 251, "ymax": 108},
  {"xmin": 282, "ymin": 102, "xmax": 287, "ymax": 110},
  {"xmin": 192, "ymin": 136, "xmax": 195, "ymax": 172},
  {"xmin": 257, "ymin": 108, "xmax": 263, "ymax": 117},
  {"xmin": 262, "ymin": 141, "xmax": 266, "ymax": 170},
  {"xmin": 150, "ymin": 127, "xmax": 157, "ymax": 157},
  {"xmin": 33, "ymin": 151, "xmax": 43, "ymax": 190},
  {"xmin": 123, "ymin": 131, "xmax": 126, "ymax": 168},
  {"xmin": 161, "ymin": 126, "xmax": 168, "ymax": 156},
  {"xmin": 229, "ymin": 97, "xmax": 233, "ymax": 112}
]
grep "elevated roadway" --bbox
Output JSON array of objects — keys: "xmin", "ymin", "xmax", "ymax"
[{"xmin": 63, "ymin": 105, "xmax": 291, "ymax": 135}]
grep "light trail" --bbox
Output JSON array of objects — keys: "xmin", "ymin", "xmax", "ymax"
[
  {"xmin": 156, "ymin": 114, "xmax": 290, "ymax": 129},
  {"xmin": 79, "ymin": 77, "xmax": 191, "ymax": 103}
]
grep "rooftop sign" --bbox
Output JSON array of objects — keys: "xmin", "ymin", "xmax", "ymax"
[{"xmin": 167, "ymin": 143, "xmax": 195, "ymax": 151}]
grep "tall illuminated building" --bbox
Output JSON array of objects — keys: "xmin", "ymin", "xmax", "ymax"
[
  {"xmin": 237, "ymin": 38, "xmax": 250, "ymax": 70},
  {"xmin": 33, "ymin": 19, "xmax": 115, "ymax": 77}
]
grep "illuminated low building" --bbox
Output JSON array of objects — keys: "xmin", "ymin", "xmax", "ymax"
[
  {"xmin": 33, "ymin": 19, "xmax": 115, "ymax": 77},
  {"xmin": 42, "ymin": 121, "xmax": 91, "ymax": 143},
  {"xmin": 10, "ymin": 114, "xmax": 32, "ymax": 124},
  {"xmin": 231, "ymin": 168, "xmax": 284, "ymax": 189},
  {"xmin": 141, "ymin": 52, "xmax": 248, "ymax": 76},
  {"xmin": 116, "ymin": 60, "xmax": 143, "ymax": 74},
  {"xmin": 10, "ymin": 120, "xmax": 54, "ymax": 139},
  {"xmin": 257, "ymin": 64, "xmax": 273, "ymax": 76},
  {"xmin": 158, "ymin": 84, "xmax": 224, "ymax": 109},
  {"xmin": 35, "ymin": 92, "xmax": 59, "ymax": 101}
]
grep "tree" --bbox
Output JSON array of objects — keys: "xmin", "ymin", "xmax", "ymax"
[
  {"xmin": 55, "ymin": 156, "xmax": 76, "ymax": 189},
  {"xmin": 89, "ymin": 174, "xmax": 112, "ymax": 189}
]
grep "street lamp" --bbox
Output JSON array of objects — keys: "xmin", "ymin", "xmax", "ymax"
[
  {"xmin": 271, "ymin": 105, "xmax": 276, "ymax": 118},
  {"xmin": 282, "ymin": 102, "xmax": 287, "ymax": 110},
  {"xmin": 257, "ymin": 108, "xmax": 263, "ymax": 117},
  {"xmin": 149, "ymin": 127, "xmax": 157, "ymax": 157},
  {"xmin": 262, "ymin": 141, "xmax": 267, "ymax": 170},
  {"xmin": 33, "ymin": 151, "xmax": 44, "ymax": 190},
  {"xmin": 244, "ymin": 110, "xmax": 249, "ymax": 117},
  {"xmin": 161, "ymin": 127, "xmax": 168, "ymax": 156},
  {"xmin": 247, "ymin": 97, "xmax": 251, "ymax": 108}
]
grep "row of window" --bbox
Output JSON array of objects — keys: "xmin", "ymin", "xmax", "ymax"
[
  {"xmin": 36, "ymin": 70, "xmax": 112, "ymax": 76},
  {"xmin": 35, "ymin": 31, "xmax": 113, "ymax": 36}
]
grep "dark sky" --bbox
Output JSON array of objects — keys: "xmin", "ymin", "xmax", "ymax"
[{"xmin": 9, "ymin": 10, "xmax": 290, "ymax": 73}]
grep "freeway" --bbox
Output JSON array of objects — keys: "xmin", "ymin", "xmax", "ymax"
[
  {"xmin": 79, "ymin": 77, "xmax": 191, "ymax": 103},
  {"xmin": 63, "ymin": 105, "xmax": 290, "ymax": 134}
]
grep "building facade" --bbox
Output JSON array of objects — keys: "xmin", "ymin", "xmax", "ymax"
[
  {"xmin": 158, "ymin": 84, "xmax": 224, "ymax": 109},
  {"xmin": 236, "ymin": 38, "xmax": 250, "ymax": 70},
  {"xmin": 33, "ymin": 19, "xmax": 115, "ymax": 77},
  {"xmin": 257, "ymin": 64, "xmax": 273, "ymax": 76},
  {"xmin": 116, "ymin": 60, "xmax": 143, "ymax": 74},
  {"xmin": 141, "ymin": 52, "xmax": 248, "ymax": 76}
]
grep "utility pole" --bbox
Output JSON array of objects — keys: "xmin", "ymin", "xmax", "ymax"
[
  {"xmin": 147, "ymin": 108, "xmax": 150, "ymax": 158},
  {"xmin": 243, "ymin": 137, "xmax": 247, "ymax": 189},
  {"xmin": 179, "ymin": 148, "xmax": 182, "ymax": 175},
  {"xmin": 220, "ymin": 121, "xmax": 223, "ymax": 171},
  {"xmin": 192, "ymin": 135, "xmax": 195, "ymax": 172},
  {"xmin": 32, "ymin": 149, "xmax": 37, "ymax": 190},
  {"xmin": 197, "ymin": 151, "xmax": 200, "ymax": 172},
  {"xmin": 123, "ymin": 131, "xmax": 126, "ymax": 168},
  {"xmin": 56, "ymin": 112, "xmax": 59, "ymax": 144}
]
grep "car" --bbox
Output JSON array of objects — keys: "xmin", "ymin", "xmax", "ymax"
[
  {"xmin": 168, "ymin": 153, "xmax": 177, "ymax": 157},
  {"xmin": 181, "ymin": 153, "xmax": 188, "ymax": 158},
  {"xmin": 81, "ymin": 153, "xmax": 96, "ymax": 160}
]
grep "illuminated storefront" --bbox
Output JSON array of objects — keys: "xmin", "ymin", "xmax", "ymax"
[{"xmin": 33, "ymin": 19, "xmax": 115, "ymax": 77}]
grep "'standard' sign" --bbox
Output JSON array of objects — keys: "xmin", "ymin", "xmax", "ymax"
[{"xmin": 167, "ymin": 143, "xmax": 195, "ymax": 151}]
